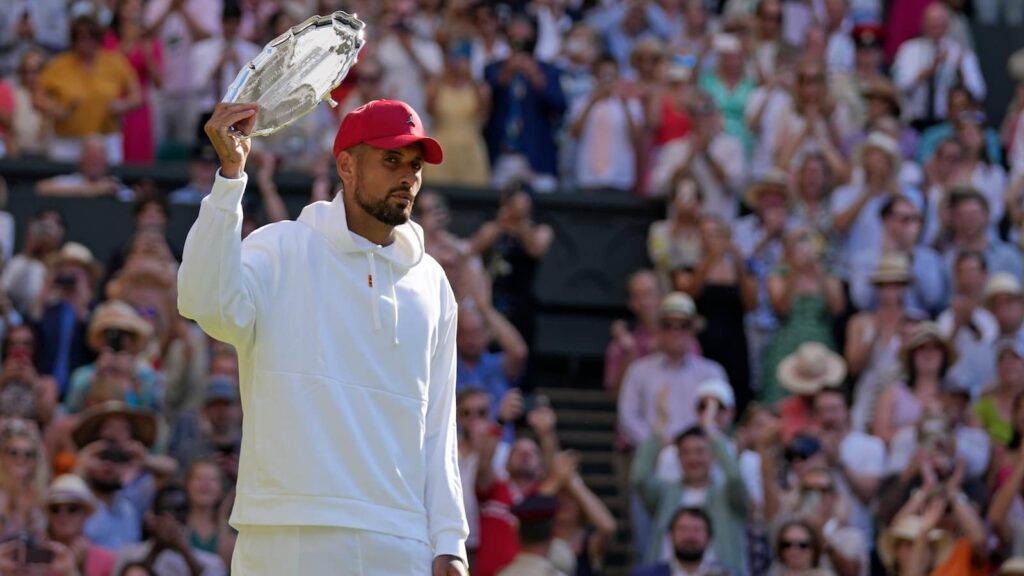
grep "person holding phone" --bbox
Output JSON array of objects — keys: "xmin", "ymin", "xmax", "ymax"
[{"xmin": 178, "ymin": 99, "xmax": 468, "ymax": 575}]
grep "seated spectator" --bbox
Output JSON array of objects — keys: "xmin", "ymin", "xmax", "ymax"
[
  {"xmin": 568, "ymin": 54, "xmax": 643, "ymax": 193},
  {"xmin": 937, "ymin": 251, "xmax": 1000, "ymax": 391},
  {"xmin": 0, "ymin": 418, "xmax": 48, "ymax": 539},
  {"xmin": 605, "ymin": 269, "xmax": 663, "ymax": 399},
  {"xmin": 64, "ymin": 300, "xmax": 157, "ymax": 414},
  {"xmin": 167, "ymin": 142, "xmax": 219, "ymax": 206},
  {"xmin": 9, "ymin": 49, "xmax": 50, "ymax": 158},
  {"xmin": 768, "ymin": 519, "xmax": 839, "ymax": 576},
  {"xmin": 647, "ymin": 176, "xmax": 704, "ymax": 290},
  {"xmin": 44, "ymin": 473, "xmax": 117, "ymax": 576},
  {"xmin": 629, "ymin": 507, "xmax": 728, "ymax": 576},
  {"xmin": 761, "ymin": 227, "xmax": 845, "ymax": 405},
  {"xmin": 183, "ymin": 460, "xmax": 234, "ymax": 566},
  {"xmin": 2, "ymin": 209, "xmax": 65, "ymax": 316},
  {"xmin": 0, "ymin": 325, "xmax": 58, "ymax": 426},
  {"xmin": 168, "ymin": 377, "xmax": 241, "ymax": 481},
  {"xmin": 618, "ymin": 292, "xmax": 727, "ymax": 447},
  {"xmin": 33, "ymin": 14, "xmax": 141, "ymax": 164},
  {"xmin": 113, "ymin": 483, "xmax": 226, "ymax": 576},
  {"xmin": 35, "ymin": 137, "xmax": 134, "ymax": 200},
  {"xmin": 496, "ymin": 494, "xmax": 562, "ymax": 576},
  {"xmin": 975, "ymin": 338, "xmax": 1024, "ymax": 446},
  {"xmin": 775, "ymin": 342, "xmax": 846, "ymax": 443},
  {"xmin": 650, "ymin": 93, "xmax": 746, "ymax": 220},
  {"xmin": 940, "ymin": 186, "xmax": 1023, "ymax": 281}
]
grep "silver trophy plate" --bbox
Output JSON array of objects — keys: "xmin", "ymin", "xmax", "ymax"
[{"xmin": 222, "ymin": 11, "xmax": 366, "ymax": 138}]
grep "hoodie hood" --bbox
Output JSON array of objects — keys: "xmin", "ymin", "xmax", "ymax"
[
  {"xmin": 297, "ymin": 192, "xmax": 425, "ymax": 345},
  {"xmin": 297, "ymin": 192, "xmax": 425, "ymax": 269}
]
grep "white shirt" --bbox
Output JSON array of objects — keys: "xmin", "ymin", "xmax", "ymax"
[
  {"xmin": 376, "ymin": 34, "xmax": 444, "ymax": 126},
  {"xmin": 887, "ymin": 425, "xmax": 990, "ymax": 479},
  {"xmin": 650, "ymin": 132, "xmax": 747, "ymax": 220},
  {"xmin": 893, "ymin": 36, "xmax": 985, "ymax": 122},
  {"xmin": 937, "ymin": 306, "xmax": 1000, "ymax": 396},
  {"xmin": 145, "ymin": 0, "xmax": 223, "ymax": 95},
  {"xmin": 190, "ymin": 36, "xmax": 261, "ymax": 112},
  {"xmin": 571, "ymin": 96, "xmax": 644, "ymax": 191},
  {"xmin": 833, "ymin": 431, "xmax": 886, "ymax": 542},
  {"xmin": 826, "ymin": 32, "xmax": 855, "ymax": 76},
  {"xmin": 744, "ymin": 86, "xmax": 791, "ymax": 179}
]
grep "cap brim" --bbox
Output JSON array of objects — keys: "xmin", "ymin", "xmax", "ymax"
[{"xmin": 363, "ymin": 134, "xmax": 444, "ymax": 164}]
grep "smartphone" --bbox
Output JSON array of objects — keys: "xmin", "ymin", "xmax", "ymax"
[{"xmin": 25, "ymin": 540, "xmax": 53, "ymax": 565}]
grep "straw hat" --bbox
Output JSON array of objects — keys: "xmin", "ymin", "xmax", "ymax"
[
  {"xmin": 877, "ymin": 515, "xmax": 953, "ymax": 570},
  {"xmin": 777, "ymin": 342, "xmax": 847, "ymax": 396},
  {"xmin": 71, "ymin": 400, "xmax": 158, "ymax": 448},
  {"xmin": 900, "ymin": 321, "xmax": 957, "ymax": 369},
  {"xmin": 658, "ymin": 292, "xmax": 706, "ymax": 332},
  {"xmin": 695, "ymin": 378, "xmax": 735, "ymax": 410},
  {"xmin": 86, "ymin": 300, "xmax": 153, "ymax": 354},
  {"xmin": 46, "ymin": 474, "xmax": 98, "ymax": 515},
  {"xmin": 856, "ymin": 131, "xmax": 902, "ymax": 170},
  {"xmin": 46, "ymin": 242, "xmax": 102, "ymax": 282},
  {"xmin": 984, "ymin": 272, "xmax": 1023, "ymax": 304},
  {"xmin": 1000, "ymin": 557, "xmax": 1024, "ymax": 575},
  {"xmin": 743, "ymin": 169, "xmax": 790, "ymax": 210},
  {"xmin": 870, "ymin": 252, "xmax": 912, "ymax": 285},
  {"xmin": 861, "ymin": 76, "xmax": 902, "ymax": 116}
]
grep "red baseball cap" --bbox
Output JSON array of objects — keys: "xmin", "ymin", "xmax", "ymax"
[{"xmin": 332, "ymin": 99, "xmax": 443, "ymax": 164}]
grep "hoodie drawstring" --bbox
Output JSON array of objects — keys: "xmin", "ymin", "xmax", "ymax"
[{"xmin": 365, "ymin": 251, "xmax": 400, "ymax": 346}]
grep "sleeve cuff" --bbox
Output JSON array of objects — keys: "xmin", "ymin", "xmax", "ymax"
[
  {"xmin": 205, "ymin": 170, "xmax": 248, "ymax": 212},
  {"xmin": 432, "ymin": 531, "xmax": 468, "ymax": 564}
]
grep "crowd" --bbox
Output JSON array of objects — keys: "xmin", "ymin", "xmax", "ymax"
[{"xmin": 2, "ymin": 0, "xmax": 1024, "ymax": 575}]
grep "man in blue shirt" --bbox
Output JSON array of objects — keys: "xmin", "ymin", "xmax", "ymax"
[{"xmin": 456, "ymin": 303, "xmax": 527, "ymax": 428}]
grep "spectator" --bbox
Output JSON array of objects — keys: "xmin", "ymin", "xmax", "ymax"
[
  {"xmin": 0, "ymin": 418, "xmax": 48, "ymax": 539},
  {"xmin": 937, "ymin": 251, "xmax": 1000, "ymax": 391},
  {"xmin": 632, "ymin": 398, "xmax": 748, "ymax": 574},
  {"xmin": 830, "ymin": 24, "xmax": 886, "ymax": 133},
  {"xmin": 618, "ymin": 292, "xmax": 727, "ymax": 447},
  {"xmin": 605, "ymin": 269, "xmax": 663, "ymax": 399},
  {"xmin": 917, "ymin": 84, "xmax": 1003, "ymax": 166},
  {"xmin": 167, "ymin": 142, "xmax": 220, "ymax": 205},
  {"xmin": 699, "ymin": 34, "xmax": 756, "ymax": 157},
  {"xmin": 675, "ymin": 216, "xmax": 756, "ymax": 414},
  {"xmin": 337, "ymin": 57, "xmax": 386, "ymax": 116},
  {"xmin": 549, "ymin": 447, "xmax": 618, "ymax": 576},
  {"xmin": 45, "ymin": 473, "xmax": 118, "ymax": 576},
  {"xmin": 669, "ymin": 0, "xmax": 716, "ymax": 74},
  {"xmin": 35, "ymin": 136, "xmax": 135, "ymax": 200},
  {"xmin": 647, "ymin": 176, "xmax": 704, "ymax": 290},
  {"xmin": 767, "ymin": 519, "xmax": 836, "ymax": 576},
  {"xmin": 872, "ymin": 321, "xmax": 955, "ymax": 444},
  {"xmin": 183, "ymin": 460, "xmax": 234, "ymax": 565},
  {"xmin": 471, "ymin": 186, "xmax": 554, "ymax": 352},
  {"xmin": 650, "ymin": 93, "xmax": 746, "ymax": 220},
  {"xmin": 144, "ymin": 0, "xmax": 221, "ymax": 148},
  {"xmin": 746, "ymin": 55, "xmax": 795, "ymax": 179},
  {"xmin": 955, "ymin": 111, "xmax": 1007, "ymax": 231},
  {"xmin": 1, "ymin": 209, "xmax": 65, "ymax": 317},
  {"xmin": 104, "ymin": 0, "xmax": 164, "ymax": 165},
  {"xmin": 455, "ymin": 302, "xmax": 528, "ymax": 426},
  {"xmin": 496, "ymin": 494, "xmax": 563, "ymax": 576},
  {"xmin": 0, "ymin": 325, "xmax": 58, "ymax": 426},
  {"xmin": 752, "ymin": 0, "xmax": 797, "ymax": 80},
  {"xmin": 989, "ymin": 404, "xmax": 1024, "ymax": 558},
  {"xmin": 168, "ymin": 377, "xmax": 241, "ymax": 480},
  {"xmin": 586, "ymin": 3, "xmax": 671, "ymax": 69},
  {"xmin": 774, "ymin": 342, "xmax": 846, "ymax": 443},
  {"xmin": 0, "ymin": 1, "xmax": 69, "ymax": 78},
  {"xmin": 790, "ymin": 154, "xmax": 838, "ymax": 269},
  {"xmin": 455, "ymin": 389, "xmax": 502, "ymax": 567},
  {"xmin": 920, "ymin": 137, "xmax": 967, "ymax": 247},
  {"xmin": 425, "ymin": 41, "xmax": 492, "ymax": 187},
  {"xmin": 568, "ymin": 55, "xmax": 644, "ymax": 193},
  {"xmin": 648, "ymin": 62, "xmax": 693, "ymax": 154},
  {"xmin": 190, "ymin": 2, "xmax": 260, "ymax": 119},
  {"xmin": 376, "ymin": 15, "xmax": 444, "ymax": 125},
  {"xmin": 760, "ymin": 226, "xmax": 845, "ymax": 405},
  {"xmin": 32, "ymin": 242, "xmax": 101, "ymax": 396},
  {"xmin": 468, "ymin": 2, "xmax": 510, "ymax": 82},
  {"xmin": 33, "ymin": 14, "xmax": 142, "ymax": 164},
  {"xmin": 629, "ymin": 507, "xmax": 728, "ymax": 576},
  {"xmin": 851, "ymin": 77, "xmax": 918, "ymax": 160},
  {"xmin": 988, "ymin": 273, "xmax": 1024, "ymax": 342},
  {"xmin": 941, "ymin": 186, "xmax": 1023, "ymax": 281},
  {"xmin": 415, "ymin": 191, "xmax": 491, "ymax": 306},
  {"xmin": 9, "ymin": 49, "xmax": 50, "ymax": 158},
  {"xmin": 113, "ymin": 483, "xmax": 226, "ymax": 576},
  {"xmin": 655, "ymin": 379, "xmax": 738, "ymax": 483},
  {"xmin": 484, "ymin": 15, "xmax": 567, "ymax": 192},
  {"xmin": 975, "ymin": 338, "xmax": 1024, "ymax": 446},
  {"xmin": 892, "ymin": 2, "xmax": 985, "ymax": 131}
]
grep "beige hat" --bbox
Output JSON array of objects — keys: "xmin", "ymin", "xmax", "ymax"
[
  {"xmin": 856, "ymin": 131, "xmax": 902, "ymax": 170},
  {"xmin": 743, "ymin": 169, "xmax": 790, "ymax": 210},
  {"xmin": 777, "ymin": 342, "xmax": 847, "ymax": 396},
  {"xmin": 1000, "ymin": 557, "xmax": 1024, "ymax": 575},
  {"xmin": 47, "ymin": 242, "xmax": 102, "ymax": 282},
  {"xmin": 713, "ymin": 33, "xmax": 743, "ymax": 54},
  {"xmin": 665, "ymin": 64, "xmax": 692, "ymax": 83},
  {"xmin": 900, "ymin": 321, "xmax": 957, "ymax": 369},
  {"xmin": 86, "ymin": 300, "xmax": 153, "ymax": 354},
  {"xmin": 870, "ymin": 252, "xmax": 912, "ymax": 284},
  {"xmin": 984, "ymin": 272, "xmax": 1023, "ymax": 304},
  {"xmin": 46, "ymin": 474, "xmax": 98, "ymax": 515},
  {"xmin": 658, "ymin": 292, "xmax": 706, "ymax": 331},
  {"xmin": 71, "ymin": 400, "xmax": 158, "ymax": 449},
  {"xmin": 877, "ymin": 515, "xmax": 953, "ymax": 570}
]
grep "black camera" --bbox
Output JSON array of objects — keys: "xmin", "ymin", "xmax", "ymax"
[
  {"xmin": 103, "ymin": 329, "xmax": 130, "ymax": 353},
  {"xmin": 54, "ymin": 273, "xmax": 76, "ymax": 289},
  {"xmin": 99, "ymin": 444, "xmax": 133, "ymax": 464}
]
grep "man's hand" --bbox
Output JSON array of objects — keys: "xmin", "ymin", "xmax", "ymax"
[
  {"xmin": 47, "ymin": 540, "xmax": 80, "ymax": 576},
  {"xmin": 432, "ymin": 555, "xmax": 468, "ymax": 576},
  {"xmin": 527, "ymin": 405, "xmax": 557, "ymax": 436},
  {"xmin": 498, "ymin": 388, "xmax": 524, "ymax": 423},
  {"xmin": 204, "ymin": 102, "xmax": 260, "ymax": 179}
]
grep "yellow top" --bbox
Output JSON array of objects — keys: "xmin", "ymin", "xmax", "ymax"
[{"xmin": 37, "ymin": 51, "xmax": 138, "ymax": 137}]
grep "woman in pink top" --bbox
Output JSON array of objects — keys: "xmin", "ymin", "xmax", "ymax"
[
  {"xmin": 104, "ymin": 0, "xmax": 163, "ymax": 164},
  {"xmin": 45, "ymin": 474, "xmax": 116, "ymax": 576}
]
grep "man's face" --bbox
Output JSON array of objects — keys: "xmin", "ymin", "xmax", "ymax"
[
  {"xmin": 991, "ymin": 294, "xmax": 1024, "ymax": 333},
  {"xmin": 677, "ymin": 436, "xmax": 711, "ymax": 482},
  {"xmin": 813, "ymin": 391, "xmax": 847, "ymax": 431},
  {"xmin": 343, "ymin": 145, "xmax": 424, "ymax": 227},
  {"xmin": 456, "ymin": 310, "xmax": 488, "ymax": 360},
  {"xmin": 657, "ymin": 314, "xmax": 694, "ymax": 358},
  {"xmin": 922, "ymin": 4, "xmax": 949, "ymax": 41},
  {"xmin": 670, "ymin": 514, "xmax": 709, "ymax": 561},
  {"xmin": 627, "ymin": 273, "xmax": 660, "ymax": 324},
  {"xmin": 204, "ymin": 399, "xmax": 240, "ymax": 434},
  {"xmin": 456, "ymin": 392, "xmax": 492, "ymax": 430},
  {"xmin": 883, "ymin": 200, "xmax": 921, "ymax": 247},
  {"xmin": 80, "ymin": 140, "xmax": 108, "ymax": 180},
  {"xmin": 507, "ymin": 438, "xmax": 542, "ymax": 481},
  {"xmin": 955, "ymin": 256, "xmax": 986, "ymax": 295},
  {"xmin": 953, "ymin": 199, "xmax": 987, "ymax": 238}
]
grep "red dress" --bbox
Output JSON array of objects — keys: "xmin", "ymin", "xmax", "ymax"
[
  {"xmin": 103, "ymin": 32, "xmax": 162, "ymax": 164},
  {"xmin": 654, "ymin": 95, "xmax": 692, "ymax": 146}
]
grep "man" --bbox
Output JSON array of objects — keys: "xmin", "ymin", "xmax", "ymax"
[
  {"xmin": 937, "ymin": 251, "xmax": 999, "ymax": 397},
  {"xmin": 941, "ymin": 187, "xmax": 1023, "ymax": 281},
  {"xmin": 605, "ymin": 269, "xmax": 662, "ymax": 399},
  {"xmin": 189, "ymin": 2, "xmax": 260, "ymax": 117},
  {"xmin": 114, "ymin": 484, "xmax": 226, "ymax": 576},
  {"xmin": 631, "ymin": 507, "xmax": 729, "ymax": 576},
  {"xmin": 168, "ymin": 376, "xmax": 242, "ymax": 476},
  {"xmin": 1, "ymin": 208, "xmax": 64, "ymax": 316},
  {"xmin": 177, "ymin": 99, "xmax": 468, "ymax": 575},
  {"xmin": 169, "ymin": 140, "xmax": 220, "ymax": 205},
  {"xmin": 456, "ymin": 302, "xmax": 528, "ymax": 427},
  {"xmin": 985, "ymin": 273, "xmax": 1024, "ymax": 340},
  {"xmin": 892, "ymin": 2, "xmax": 985, "ymax": 130},
  {"xmin": 34, "ymin": 137, "xmax": 134, "ymax": 200},
  {"xmin": 496, "ymin": 495, "xmax": 566, "ymax": 576}
]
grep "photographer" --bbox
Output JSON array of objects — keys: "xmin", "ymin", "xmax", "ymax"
[{"xmin": 0, "ymin": 325, "xmax": 58, "ymax": 426}]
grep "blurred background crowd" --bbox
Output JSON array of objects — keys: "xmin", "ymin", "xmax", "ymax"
[{"xmin": 3, "ymin": 0, "xmax": 1024, "ymax": 575}]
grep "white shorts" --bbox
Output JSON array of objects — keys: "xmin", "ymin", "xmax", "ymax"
[{"xmin": 231, "ymin": 526, "xmax": 434, "ymax": 575}]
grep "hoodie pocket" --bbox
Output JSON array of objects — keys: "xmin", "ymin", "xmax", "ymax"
[{"xmin": 250, "ymin": 370, "xmax": 428, "ymax": 511}]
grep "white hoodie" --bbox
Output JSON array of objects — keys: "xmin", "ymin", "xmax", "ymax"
[{"xmin": 177, "ymin": 173, "xmax": 468, "ymax": 561}]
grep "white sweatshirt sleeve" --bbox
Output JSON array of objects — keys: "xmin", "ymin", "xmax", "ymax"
[
  {"xmin": 177, "ymin": 172, "xmax": 264, "ymax": 348},
  {"xmin": 423, "ymin": 282, "xmax": 469, "ymax": 562}
]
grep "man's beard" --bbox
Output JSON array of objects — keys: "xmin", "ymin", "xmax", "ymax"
[
  {"xmin": 354, "ymin": 178, "xmax": 411, "ymax": 227},
  {"xmin": 89, "ymin": 476, "xmax": 123, "ymax": 494},
  {"xmin": 674, "ymin": 546, "xmax": 705, "ymax": 564}
]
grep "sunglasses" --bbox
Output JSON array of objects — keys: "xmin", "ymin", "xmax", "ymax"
[
  {"xmin": 49, "ymin": 503, "xmax": 84, "ymax": 515},
  {"xmin": 459, "ymin": 408, "xmax": 489, "ymax": 419},
  {"xmin": 4, "ymin": 447, "xmax": 37, "ymax": 460},
  {"xmin": 660, "ymin": 320, "xmax": 693, "ymax": 332},
  {"xmin": 781, "ymin": 539, "xmax": 812, "ymax": 550},
  {"xmin": 801, "ymin": 485, "xmax": 835, "ymax": 495}
]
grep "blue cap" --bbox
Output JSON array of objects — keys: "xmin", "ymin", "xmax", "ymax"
[{"xmin": 204, "ymin": 377, "xmax": 239, "ymax": 404}]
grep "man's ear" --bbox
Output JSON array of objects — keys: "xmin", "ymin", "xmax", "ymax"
[{"xmin": 336, "ymin": 151, "xmax": 357, "ymax": 181}]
